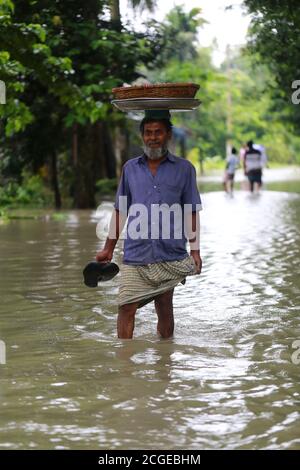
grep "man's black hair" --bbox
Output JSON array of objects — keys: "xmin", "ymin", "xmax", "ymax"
[
  {"xmin": 140, "ymin": 118, "xmax": 173, "ymax": 135},
  {"xmin": 247, "ymin": 140, "xmax": 253, "ymax": 148},
  {"xmin": 232, "ymin": 147, "xmax": 237, "ymax": 154}
]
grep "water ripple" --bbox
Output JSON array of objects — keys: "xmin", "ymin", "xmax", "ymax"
[{"xmin": 0, "ymin": 192, "xmax": 300, "ymax": 449}]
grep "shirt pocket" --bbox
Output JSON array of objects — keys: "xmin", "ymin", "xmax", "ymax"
[
  {"xmin": 162, "ymin": 183, "xmax": 182, "ymax": 205},
  {"xmin": 165, "ymin": 183, "xmax": 179, "ymax": 192}
]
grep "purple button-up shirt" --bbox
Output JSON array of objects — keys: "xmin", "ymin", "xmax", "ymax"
[{"xmin": 114, "ymin": 152, "xmax": 202, "ymax": 265}]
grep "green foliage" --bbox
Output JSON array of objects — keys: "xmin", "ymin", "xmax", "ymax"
[
  {"xmin": 202, "ymin": 156, "xmax": 225, "ymax": 171},
  {"xmin": 1, "ymin": 1, "xmax": 299, "ymax": 210},
  {"xmin": 51, "ymin": 212, "xmax": 68, "ymax": 221},
  {"xmin": 129, "ymin": 0, "xmax": 156, "ymax": 11},
  {"xmin": 0, "ymin": 1, "xmax": 160, "ymax": 130},
  {"xmin": 0, "ymin": 173, "xmax": 52, "ymax": 207},
  {"xmin": 0, "ymin": 0, "xmax": 163, "ymax": 208},
  {"xmin": 96, "ymin": 178, "xmax": 118, "ymax": 196},
  {"xmin": 0, "ymin": 207, "xmax": 9, "ymax": 221},
  {"xmin": 147, "ymin": 11, "xmax": 300, "ymax": 165},
  {"xmin": 243, "ymin": 0, "xmax": 300, "ymax": 130},
  {"xmin": 265, "ymin": 180, "xmax": 300, "ymax": 194},
  {"xmin": 151, "ymin": 5, "xmax": 207, "ymax": 64}
]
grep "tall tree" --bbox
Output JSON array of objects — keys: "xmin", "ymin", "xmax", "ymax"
[
  {"xmin": 243, "ymin": 0, "xmax": 300, "ymax": 130},
  {"xmin": 0, "ymin": 0, "xmax": 161, "ymax": 207}
]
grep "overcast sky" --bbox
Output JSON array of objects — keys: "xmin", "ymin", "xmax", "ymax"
[{"xmin": 120, "ymin": 0, "xmax": 251, "ymax": 66}]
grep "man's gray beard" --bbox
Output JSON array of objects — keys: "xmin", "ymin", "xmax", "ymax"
[{"xmin": 143, "ymin": 144, "xmax": 168, "ymax": 160}]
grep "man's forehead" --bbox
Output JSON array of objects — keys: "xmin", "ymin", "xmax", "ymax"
[{"xmin": 144, "ymin": 121, "xmax": 169, "ymax": 130}]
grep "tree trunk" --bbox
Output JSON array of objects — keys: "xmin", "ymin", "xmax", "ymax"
[
  {"xmin": 51, "ymin": 150, "xmax": 61, "ymax": 209},
  {"xmin": 73, "ymin": 122, "xmax": 117, "ymax": 208},
  {"xmin": 114, "ymin": 126, "xmax": 130, "ymax": 176},
  {"xmin": 109, "ymin": 0, "xmax": 122, "ymax": 31},
  {"xmin": 72, "ymin": 123, "xmax": 78, "ymax": 167},
  {"xmin": 74, "ymin": 124, "xmax": 98, "ymax": 208},
  {"xmin": 179, "ymin": 136, "xmax": 186, "ymax": 159},
  {"xmin": 103, "ymin": 121, "xmax": 117, "ymax": 178},
  {"xmin": 199, "ymin": 155, "xmax": 204, "ymax": 176}
]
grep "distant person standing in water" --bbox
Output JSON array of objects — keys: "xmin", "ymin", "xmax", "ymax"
[
  {"xmin": 239, "ymin": 143, "xmax": 248, "ymax": 190},
  {"xmin": 223, "ymin": 147, "xmax": 239, "ymax": 194},
  {"xmin": 253, "ymin": 143, "xmax": 268, "ymax": 168},
  {"xmin": 244, "ymin": 140, "xmax": 264, "ymax": 192},
  {"xmin": 239, "ymin": 143, "xmax": 247, "ymax": 165}
]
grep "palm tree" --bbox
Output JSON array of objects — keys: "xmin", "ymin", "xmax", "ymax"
[{"xmin": 109, "ymin": 0, "xmax": 156, "ymax": 30}]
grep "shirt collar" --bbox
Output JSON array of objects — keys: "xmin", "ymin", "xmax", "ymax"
[{"xmin": 137, "ymin": 151, "xmax": 176, "ymax": 164}]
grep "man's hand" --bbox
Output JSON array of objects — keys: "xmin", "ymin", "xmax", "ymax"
[
  {"xmin": 190, "ymin": 250, "xmax": 202, "ymax": 274},
  {"xmin": 95, "ymin": 248, "xmax": 113, "ymax": 263},
  {"xmin": 95, "ymin": 209, "xmax": 125, "ymax": 264}
]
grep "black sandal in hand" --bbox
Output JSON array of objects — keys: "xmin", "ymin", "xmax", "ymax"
[{"xmin": 83, "ymin": 261, "xmax": 119, "ymax": 287}]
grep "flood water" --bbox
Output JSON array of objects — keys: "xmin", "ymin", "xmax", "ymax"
[{"xmin": 0, "ymin": 190, "xmax": 300, "ymax": 450}]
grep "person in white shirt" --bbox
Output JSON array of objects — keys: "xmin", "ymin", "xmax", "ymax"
[
  {"xmin": 239, "ymin": 143, "xmax": 247, "ymax": 165},
  {"xmin": 223, "ymin": 147, "xmax": 239, "ymax": 194},
  {"xmin": 253, "ymin": 143, "xmax": 268, "ymax": 168}
]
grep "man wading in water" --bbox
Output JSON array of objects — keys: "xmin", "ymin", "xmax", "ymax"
[{"xmin": 96, "ymin": 110, "xmax": 202, "ymax": 339}]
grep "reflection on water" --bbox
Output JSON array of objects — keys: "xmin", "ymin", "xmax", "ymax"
[{"xmin": 0, "ymin": 191, "xmax": 300, "ymax": 449}]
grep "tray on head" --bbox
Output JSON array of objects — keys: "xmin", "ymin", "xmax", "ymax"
[
  {"xmin": 112, "ymin": 98, "xmax": 201, "ymax": 112},
  {"xmin": 112, "ymin": 83, "xmax": 199, "ymax": 100}
]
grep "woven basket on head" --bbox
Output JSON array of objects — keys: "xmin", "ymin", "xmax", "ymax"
[{"xmin": 112, "ymin": 83, "xmax": 200, "ymax": 100}]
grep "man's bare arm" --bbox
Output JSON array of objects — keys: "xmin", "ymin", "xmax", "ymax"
[
  {"xmin": 186, "ymin": 211, "xmax": 202, "ymax": 274},
  {"xmin": 96, "ymin": 209, "xmax": 127, "ymax": 262}
]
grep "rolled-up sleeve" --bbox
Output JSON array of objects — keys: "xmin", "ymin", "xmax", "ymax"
[
  {"xmin": 181, "ymin": 163, "xmax": 202, "ymax": 212},
  {"xmin": 114, "ymin": 165, "xmax": 131, "ymax": 214}
]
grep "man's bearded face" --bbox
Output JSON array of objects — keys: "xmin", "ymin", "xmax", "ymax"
[{"xmin": 142, "ymin": 121, "xmax": 171, "ymax": 160}]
